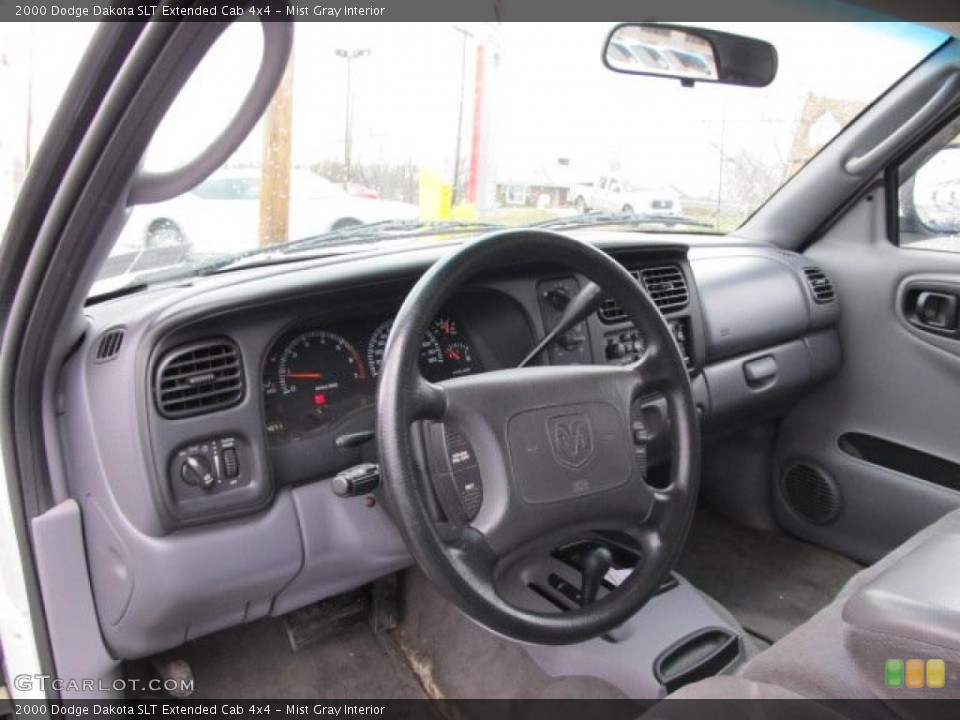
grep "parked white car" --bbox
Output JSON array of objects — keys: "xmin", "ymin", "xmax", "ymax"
[
  {"xmin": 119, "ymin": 169, "xmax": 419, "ymax": 255},
  {"xmin": 569, "ymin": 174, "xmax": 682, "ymax": 217}
]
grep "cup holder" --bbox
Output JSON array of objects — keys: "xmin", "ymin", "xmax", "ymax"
[{"xmin": 653, "ymin": 627, "xmax": 740, "ymax": 693}]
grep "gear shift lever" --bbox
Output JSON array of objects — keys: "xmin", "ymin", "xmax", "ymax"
[{"xmin": 580, "ymin": 545, "xmax": 613, "ymax": 606}]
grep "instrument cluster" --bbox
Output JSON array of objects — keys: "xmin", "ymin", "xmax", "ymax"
[{"xmin": 261, "ymin": 312, "xmax": 479, "ymax": 445}]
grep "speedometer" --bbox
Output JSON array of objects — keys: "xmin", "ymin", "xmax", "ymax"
[
  {"xmin": 263, "ymin": 330, "xmax": 370, "ymax": 441},
  {"xmin": 366, "ymin": 320, "xmax": 444, "ymax": 378}
]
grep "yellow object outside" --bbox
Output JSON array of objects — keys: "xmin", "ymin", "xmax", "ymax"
[
  {"xmin": 450, "ymin": 202, "xmax": 477, "ymax": 221},
  {"xmin": 419, "ymin": 168, "xmax": 452, "ymax": 222}
]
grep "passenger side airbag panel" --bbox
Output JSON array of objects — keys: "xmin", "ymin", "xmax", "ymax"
[{"xmin": 693, "ymin": 256, "xmax": 809, "ymax": 362}]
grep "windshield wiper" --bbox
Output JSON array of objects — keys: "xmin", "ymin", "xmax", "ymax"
[
  {"xmin": 103, "ymin": 219, "xmax": 506, "ymax": 293},
  {"xmin": 276, "ymin": 218, "xmax": 505, "ymax": 254},
  {"xmin": 532, "ymin": 212, "xmax": 713, "ymax": 231}
]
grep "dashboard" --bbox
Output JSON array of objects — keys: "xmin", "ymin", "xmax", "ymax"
[{"xmin": 62, "ymin": 235, "xmax": 842, "ymax": 660}]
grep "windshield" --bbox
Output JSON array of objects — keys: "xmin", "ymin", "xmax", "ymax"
[{"xmin": 0, "ymin": 22, "xmax": 946, "ymax": 294}]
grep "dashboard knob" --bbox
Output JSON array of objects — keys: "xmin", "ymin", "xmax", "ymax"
[
  {"xmin": 557, "ymin": 332, "xmax": 585, "ymax": 351},
  {"xmin": 544, "ymin": 287, "xmax": 572, "ymax": 311},
  {"xmin": 180, "ymin": 456, "xmax": 215, "ymax": 490},
  {"xmin": 605, "ymin": 341, "xmax": 626, "ymax": 360}
]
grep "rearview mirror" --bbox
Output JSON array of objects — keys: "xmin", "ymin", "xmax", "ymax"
[{"xmin": 604, "ymin": 24, "xmax": 777, "ymax": 88}]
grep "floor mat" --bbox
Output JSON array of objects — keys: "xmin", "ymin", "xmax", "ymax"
[
  {"xmin": 677, "ymin": 509, "xmax": 863, "ymax": 642},
  {"xmin": 170, "ymin": 618, "xmax": 428, "ymax": 699}
]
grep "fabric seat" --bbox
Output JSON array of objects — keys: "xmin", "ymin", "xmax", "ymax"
[{"xmin": 646, "ymin": 507, "xmax": 960, "ymax": 714}]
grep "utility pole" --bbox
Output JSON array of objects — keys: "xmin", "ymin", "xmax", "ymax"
[
  {"xmin": 258, "ymin": 50, "xmax": 295, "ymax": 246},
  {"xmin": 451, "ymin": 26, "xmax": 473, "ymax": 206},
  {"xmin": 334, "ymin": 48, "xmax": 370, "ymax": 187}
]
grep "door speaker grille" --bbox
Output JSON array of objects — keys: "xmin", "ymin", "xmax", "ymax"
[{"xmin": 781, "ymin": 464, "xmax": 841, "ymax": 525}]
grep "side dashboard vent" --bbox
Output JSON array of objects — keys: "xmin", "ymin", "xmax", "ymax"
[
  {"xmin": 94, "ymin": 328, "xmax": 125, "ymax": 362},
  {"xmin": 780, "ymin": 464, "xmax": 841, "ymax": 526},
  {"xmin": 803, "ymin": 267, "xmax": 836, "ymax": 304},
  {"xmin": 597, "ymin": 264, "xmax": 689, "ymax": 323},
  {"xmin": 154, "ymin": 339, "xmax": 244, "ymax": 419},
  {"xmin": 775, "ymin": 250, "xmax": 800, "ymax": 259}
]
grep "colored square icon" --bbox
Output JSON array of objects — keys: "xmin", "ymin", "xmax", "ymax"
[
  {"xmin": 927, "ymin": 659, "xmax": 946, "ymax": 689},
  {"xmin": 886, "ymin": 659, "xmax": 904, "ymax": 688},
  {"xmin": 905, "ymin": 659, "xmax": 925, "ymax": 688}
]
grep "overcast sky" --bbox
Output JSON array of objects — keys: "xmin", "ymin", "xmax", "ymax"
[{"xmin": 0, "ymin": 20, "xmax": 947, "ymax": 212}]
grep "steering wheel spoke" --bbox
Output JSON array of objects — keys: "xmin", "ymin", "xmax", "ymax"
[
  {"xmin": 626, "ymin": 337, "xmax": 676, "ymax": 393},
  {"xmin": 411, "ymin": 375, "xmax": 448, "ymax": 420}
]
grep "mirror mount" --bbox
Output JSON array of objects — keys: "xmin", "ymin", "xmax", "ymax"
[{"xmin": 604, "ymin": 23, "xmax": 778, "ymax": 89}]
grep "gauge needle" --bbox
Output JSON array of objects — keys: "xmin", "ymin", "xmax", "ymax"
[
  {"xmin": 446, "ymin": 349, "xmax": 461, "ymax": 361},
  {"xmin": 284, "ymin": 372, "xmax": 323, "ymax": 379}
]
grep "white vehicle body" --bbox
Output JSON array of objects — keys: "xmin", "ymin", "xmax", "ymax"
[
  {"xmin": 0, "ymin": 458, "xmax": 46, "ymax": 700},
  {"xmin": 118, "ymin": 169, "xmax": 419, "ymax": 256},
  {"xmin": 569, "ymin": 174, "xmax": 682, "ymax": 216}
]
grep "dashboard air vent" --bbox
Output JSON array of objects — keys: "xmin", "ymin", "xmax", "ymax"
[
  {"xmin": 154, "ymin": 339, "xmax": 244, "ymax": 419},
  {"xmin": 94, "ymin": 328, "xmax": 125, "ymax": 362},
  {"xmin": 803, "ymin": 267, "xmax": 836, "ymax": 304},
  {"xmin": 597, "ymin": 264, "xmax": 689, "ymax": 323}
]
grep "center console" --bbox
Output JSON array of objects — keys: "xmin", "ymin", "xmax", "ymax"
[{"xmin": 497, "ymin": 534, "xmax": 747, "ymax": 699}]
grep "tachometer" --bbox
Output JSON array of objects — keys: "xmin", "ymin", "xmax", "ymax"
[
  {"xmin": 263, "ymin": 330, "xmax": 370, "ymax": 440},
  {"xmin": 366, "ymin": 320, "xmax": 444, "ymax": 378}
]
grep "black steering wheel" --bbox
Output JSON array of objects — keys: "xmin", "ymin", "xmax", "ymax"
[{"xmin": 377, "ymin": 230, "xmax": 699, "ymax": 645}]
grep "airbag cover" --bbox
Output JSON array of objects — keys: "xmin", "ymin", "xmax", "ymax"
[{"xmin": 507, "ymin": 402, "xmax": 631, "ymax": 504}]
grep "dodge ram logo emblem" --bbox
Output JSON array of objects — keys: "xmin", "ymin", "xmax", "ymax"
[{"xmin": 548, "ymin": 414, "xmax": 594, "ymax": 468}]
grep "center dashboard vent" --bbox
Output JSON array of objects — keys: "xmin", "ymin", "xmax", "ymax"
[
  {"xmin": 597, "ymin": 264, "xmax": 690, "ymax": 323},
  {"xmin": 803, "ymin": 267, "xmax": 836, "ymax": 304},
  {"xmin": 154, "ymin": 339, "xmax": 244, "ymax": 419}
]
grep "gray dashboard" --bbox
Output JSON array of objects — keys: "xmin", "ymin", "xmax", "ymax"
[{"xmin": 59, "ymin": 234, "xmax": 840, "ymax": 659}]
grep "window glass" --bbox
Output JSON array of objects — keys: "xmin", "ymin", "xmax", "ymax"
[
  {"xmin": 0, "ymin": 22, "xmax": 97, "ymax": 235},
  {"xmin": 899, "ymin": 117, "xmax": 960, "ymax": 252}
]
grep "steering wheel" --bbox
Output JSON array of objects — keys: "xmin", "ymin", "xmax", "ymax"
[{"xmin": 377, "ymin": 230, "xmax": 699, "ymax": 645}]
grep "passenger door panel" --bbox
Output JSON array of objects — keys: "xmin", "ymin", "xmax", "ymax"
[{"xmin": 773, "ymin": 193, "xmax": 960, "ymax": 563}]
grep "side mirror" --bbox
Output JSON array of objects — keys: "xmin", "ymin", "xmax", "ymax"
[
  {"xmin": 913, "ymin": 146, "xmax": 960, "ymax": 236},
  {"xmin": 604, "ymin": 23, "xmax": 777, "ymax": 88}
]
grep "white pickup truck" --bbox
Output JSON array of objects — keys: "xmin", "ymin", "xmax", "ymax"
[{"xmin": 569, "ymin": 174, "xmax": 682, "ymax": 217}]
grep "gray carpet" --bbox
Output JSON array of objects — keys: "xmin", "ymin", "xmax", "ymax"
[
  {"xmin": 676, "ymin": 509, "xmax": 863, "ymax": 643},
  {"xmin": 175, "ymin": 618, "xmax": 428, "ymax": 699}
]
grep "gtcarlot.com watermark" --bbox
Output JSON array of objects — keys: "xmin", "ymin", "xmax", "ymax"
[{"xmin": 14, "ymin": 674, "xmax": 194, "ymax": 694}]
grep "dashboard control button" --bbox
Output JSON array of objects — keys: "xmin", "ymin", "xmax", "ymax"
[
  {"xmin": 544, "ymin": 287, "xmax": 572, "ymax": 311},
  {"xmin": 558, "ymin": 332, "xmax": 585, "ymax": 351},
  {"xmin": 223, "ymin": 447, "xmax": 239, "ymax": 479},
  {"xmin": 605, "ymin": 341, "xmax": 626, "ymax": 360},
  {"xmin": 180, "ymin": 456, "xmax": 215, "ymax": 490}
]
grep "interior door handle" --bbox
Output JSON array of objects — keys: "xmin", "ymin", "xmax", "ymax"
[{"xmin": 915, "ymin": 291, "xmax": 959, "ymax": 330}]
